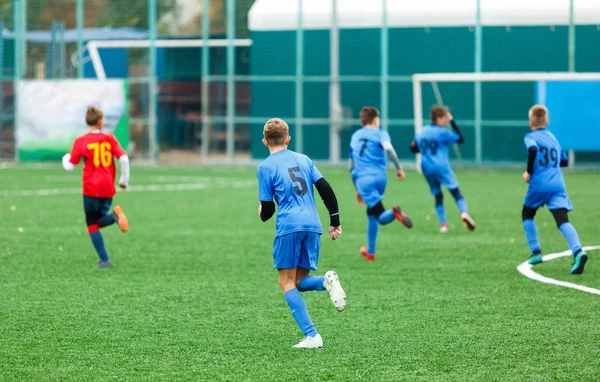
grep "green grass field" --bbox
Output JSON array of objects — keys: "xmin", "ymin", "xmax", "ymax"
[{"xmin": 1, "ymin": 165, "xmax": 599, "ymax": 381}]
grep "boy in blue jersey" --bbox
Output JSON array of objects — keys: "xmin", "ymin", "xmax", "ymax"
[
  {"xmin": 522, "ymin": 105, "xmax": 587, "ymax": 274},
  {"xmin": 257, "ymin": 118, "xmax": 346, "ymax": 349},
  {"xmin": 411, "ymin": 105, "xmax": 476, "ymax": 233},
  {"xmin": 349, "ymin": 107, "xmax": 413, "ymax": 261}
]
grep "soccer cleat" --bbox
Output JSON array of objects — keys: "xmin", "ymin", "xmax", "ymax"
[
  {"xmin": 570, "ymin": 252, "xmax": 588, "ymax": 275},
  {"xmin": 95, "ymin": 260, "xmax": 114, "ymax": 269},
  {"xmin": 292, "ymin": 334, "xmax": 323, "ymax": 349},
  {"xmin": 528, "ymin": 254, "xmax": 543, "ymax": 265},
  {"xmin": 440, "ymin": 224, "xmax": 449, "ymax": 233},
  {"xmin": 360, "ymin": 247, "xmax": 375, "ymax": 261},
  {"xmin": 113, "ymin": 206, "xmax": 129, "ymax": 233},
  {"xmin": 461, "ymin": 212, "xmax": 476, "ymax": 231},
  {"xmin": 324, "ymin": 270, "xmax": 346, "ymax": 312},
  {"xmin": 393, "ymin": 206, "xmax": 413, "ymax": 229}
]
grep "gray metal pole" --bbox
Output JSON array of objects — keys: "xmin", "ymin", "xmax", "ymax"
[
  {"xmin": 13, "ymin": 0, "xmax": 20, "ymax": 80},
  {"xmin": 380, "ymin": 0, "xmax": 388, "ymax": 130},
  {"xmin": 76, "ymin": 0, "xmax": 84, "ymax": 79},
  {"xmin": 59, "ymin": 21, "xmax": 66, "ymax": 78},
  {"xmin": 201, "ymin": 0, "xmax": 211, "ymax": 160},
  {"xmin": 295, "ymin": 0, "xmax": 304, "ymax": 154},
  {"xmin": 329, "ymin": 0, "xmax": 341, "ymax": 164},
  {"xmin": 474, "ymin": 0, "xmax": 483, "ymax": 165},
  {"xmin": 149, "ymin": 0, "xmax": 158, "ymax": 160},
  {"xmin": 226, "ymin": 0, "xmax": 236, "ymax": 160}
]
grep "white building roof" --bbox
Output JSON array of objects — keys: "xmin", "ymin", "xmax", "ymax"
[{"xmin": 249, "ymin": 0, "xmax": 600, "ymax": 31}]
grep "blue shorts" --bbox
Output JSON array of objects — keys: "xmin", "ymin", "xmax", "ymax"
[
  {"xmin": 83, "ymin": 196, "xmax": 112, "ymax": 216},
  {"xmin": 355, "ymin": 175, "xmax": 387, "ymax": 209},
  {"xmin": 273, "ymin": 232, "xmax": 321, "ymax": 271},
  {"xmin": 423, "ymin": 170, "xmax": 459, "ymax": 195},
  {"xmin": 524, "ymin": 190, "xmax": 573, "ymax": 211}
]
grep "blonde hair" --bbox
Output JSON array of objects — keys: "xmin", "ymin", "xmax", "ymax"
[
  {"xmin": 529, "ymin": 105, "xmax": 548, "ymax": 128},
  {"xmin": 85, "ymin": 105, "xmax": 104, "ymax": 126},
  {"xmin": 263, "ymin": 118, "xmax": 289, "ymax": 146}
]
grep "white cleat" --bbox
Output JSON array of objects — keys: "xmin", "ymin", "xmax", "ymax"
[
  {"xmin": 292, "ymin": 334, "xmax": 323, "ymax": 349},
  {"xmin": 324, "ymin": 270, "xmax": 346, "ymax": 312},
  {"xmin": 440, "ymin": 224, "xmax": 449, "ymax": 233}
]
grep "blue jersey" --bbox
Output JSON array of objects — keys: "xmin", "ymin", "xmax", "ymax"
[
  {"xmin": 414, "ymin": 124, "xmax": 460, "ymax": 173},
  {"xmin": 257, "ymin": 150, "xmax": 324, "ymax": 237},
  {"xmin": 524, "ymin": 129, "xmax": 567, "ymax": 193},
  {"xmin": 349, "ymin": 127, "xmax": 391, "ymax": 179}
]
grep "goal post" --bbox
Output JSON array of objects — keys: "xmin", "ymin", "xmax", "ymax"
[{"xmin": 412, "ymin": 72, "xmax": 600, "ymax": 170}]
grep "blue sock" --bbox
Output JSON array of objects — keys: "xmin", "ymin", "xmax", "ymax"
[
  {"xmin": 435, "ymin": 204, "xmax": 447, "ymax": 225},
  {"xmin": 378, "ymin": 210, "xmax": 395, "ymax": 225},
  {"xmin": 98, "ymin": 213, "xmax": 116, "ymax": 228},
  {"xmin": 523, "ymin": 219, "xmax": 542, "ymax": 254},
  {"xmin": 559, "ymin": 223, "xmax": 582, "ymax": 256},
  {"xmin": 89, "ymin": 228, "xmax": 109, "ymax": 262},
  {"xmin": 298, "ymin": 276, "xmax": 325, "ymax": 292},
  {"xmin": 367, "ymin": 215, "xmax": 379, "ymax": 254},
  {"xmin": 455, "ymin": 198, "xmax": 468, "ymax": 214},
  {"xmin": 284, "ymin": 288, "xmax": 317, "ymax": 337}
]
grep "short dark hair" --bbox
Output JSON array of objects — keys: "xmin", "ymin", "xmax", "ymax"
[
  {"xmin": 430, "ymin": 105, "xmax": 448, "ymax": 124},
  {"xmin": 86, "ymin": 105, "xmax": 104, "ymax": 126},
  {"xmin": 360, "ymin": 107, "xmax": 379, "ymax": 126}
]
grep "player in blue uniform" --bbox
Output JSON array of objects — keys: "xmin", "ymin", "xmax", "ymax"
[
  {"xmin": 257, "ymin": 118, "xmax": 346, "ymax": 349},
  {"xmin": 521, "ymin": 105, "xmax": 587, "ymax": 274},
  {"xmin": 349, "ymin": 107, "xmax": 413, "ymax": 261},
  {"xmin": 411, "ymin": 105, "xmax": 476, "ymax": 233}
]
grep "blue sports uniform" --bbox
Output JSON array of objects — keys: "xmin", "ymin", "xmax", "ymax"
[
  {"xmin": 521, "ymin": 127, "xmax": 586, "ymax": 274},
  {"xmin": 414, "ymin": 124, "xmax": 461, "ymax": 195},
  {"xmin": 523, "ymin": 129, "xmax": 571, "ymax": 211},
  {"xmin": 349, "ymin": 127, "xmax": 391, "ymax": 208},
  {"xmin": 257, "ymin": 149, "xmax": 324, "ymax": 270}
]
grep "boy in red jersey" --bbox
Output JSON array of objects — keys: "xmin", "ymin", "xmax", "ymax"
[{"xmin": 62, "ymin": 106, "xmax": 130, "ymax": 268}]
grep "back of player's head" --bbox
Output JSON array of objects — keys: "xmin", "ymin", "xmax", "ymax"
[
  {"xmin": 86, "ymin": 105, "xmax": 104, "ymax": 126},
  {"xmin": 430, "ymin": 105, "xmax": 448, "ymax": 124},
  {"xmin": 529, "ymin": 105, "xmax": 548, "ymax": 129},
  {"xmin": 263, "ymin": 118, "xmax": 289, "ymax": 146},
  {"xmin": 360, "ymin": 107, "xmax": 379, "ymax": 126}
]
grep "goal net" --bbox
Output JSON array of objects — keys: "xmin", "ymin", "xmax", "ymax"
[{"xmin": 412, "ymin": 72, "xmax": 600, "ymax": 170}]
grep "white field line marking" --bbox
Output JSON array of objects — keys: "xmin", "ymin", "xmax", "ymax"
[
  {"xmin": 0, "ymin": 180, "xmax": 255, "ymax": 197},
  {"xmin": 517, "ymin": 246, "xmax": 600, "ymax": 295}
]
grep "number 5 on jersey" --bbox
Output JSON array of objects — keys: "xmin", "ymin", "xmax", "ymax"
[
  {"xmin": 87, "ymin": 142, "xmax": 113, "ymax": 168},
  {"xmin": 288, "ymin": 167, "xmax": 308, "ymax": 196}
]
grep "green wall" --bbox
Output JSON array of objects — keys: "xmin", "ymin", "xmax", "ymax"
[{"xmin": 250, "ymin": 25, "xmax": 600, "ymax": 163}]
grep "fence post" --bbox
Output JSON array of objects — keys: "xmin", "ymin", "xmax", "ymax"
[
  {"xmin": 77, "ymin": 0, "xmax": 84, "ymax": 79},
  {"xmin": 226, "ymin": 0, "xmax": 236, "ymax": 161},
  {"xmin": 201, "ymin": 0, "xmax": 211, "ymax": 160},
  {"xmin": 295, "ymin": 0, "xmax": 304, "ymax": 154},
  {"xmin": 474, "ymin": 0, "xmax": 483, "ymax": 165},
  {"xmin": 149, "ymin": 0, "xmax": 158, "ymax": 160}
]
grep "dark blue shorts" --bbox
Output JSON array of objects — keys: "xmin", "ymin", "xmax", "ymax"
[
  {"xmin": 83, "ymin": 196, "xmax": 112, "ymax": 218},
  {"xmin": 273, "ymin": 232, "xmax": 321, "ymax": 271}
]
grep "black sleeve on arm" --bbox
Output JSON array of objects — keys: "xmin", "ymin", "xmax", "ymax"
[
  {"xmin": 410, "ymin": 140, "xmax": 420, "ymax": 153},
  {"xmin": 450, "ymin": 120, "xmax": 464, "ymax": 144},
  {"xmin": 560, "ymin": 156, "xmax": 569, "ymax": 167},
  {"xmin": 527, "ymin": 146, "xmax": 537, "ymax": 174},
  {"xmin": 315, "ymin": 178, "xmax": 340, "ymax": 227},
  {"xmin": 260, "ymin": 201, "xmax": 275, "ymax": 222}
]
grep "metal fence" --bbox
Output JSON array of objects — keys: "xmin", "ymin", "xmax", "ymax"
[{"xmin": 1, "ymin": 0, "xmax": 598, "ymax": 166}]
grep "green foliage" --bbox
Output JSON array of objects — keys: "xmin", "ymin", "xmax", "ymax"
[{"xmin": 1, "ymin": 166, "xmax": 599, "ymax": 380}]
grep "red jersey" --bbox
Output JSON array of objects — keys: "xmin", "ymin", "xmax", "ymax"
[{"xmin": 69, "ymin": 132, "xmax": 127, "ymax": 198}]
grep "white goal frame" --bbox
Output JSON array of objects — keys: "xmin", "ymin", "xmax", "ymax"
[{"xmin": 412, "ymin": 72, "xmax": 600, "ymax": 170}]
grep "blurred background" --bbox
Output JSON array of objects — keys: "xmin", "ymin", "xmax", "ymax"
[{"xmin": 0, "ymin": 0, "xmax": 599, "ymax": 167}]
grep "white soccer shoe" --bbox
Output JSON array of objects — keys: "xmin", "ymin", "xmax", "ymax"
[
  {"xmin": 324, "ymin": 270, "xmax": 346, "ymax": 312},
  {"xmin": 293, "ymin": 334, "xmax": 323, "ymax": 349},
  {"xmin": 440, "ymin": 224, "xmax": 449, "ymax": 233}
]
